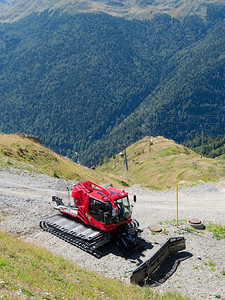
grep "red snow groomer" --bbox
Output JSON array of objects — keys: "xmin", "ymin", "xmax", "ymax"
[
  {"xmin": 40, "ymin": 181, "xmax": 139, "ymax": 257},
  {"xmin": 40, "ymin": 180, "xmax": 187, "ymax": 283}
]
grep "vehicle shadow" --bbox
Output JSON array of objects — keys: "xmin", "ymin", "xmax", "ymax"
[{"xmin": 98, "ymin": 235, "xmax": 154, "ymax": 260}]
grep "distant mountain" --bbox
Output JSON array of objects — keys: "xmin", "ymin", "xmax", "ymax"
[
  {"xmin": 0, "ymin": 0, "xmax": 224, "ymax": 21},
  {"xmin": 0, "ymin": 1, "xmax": 225, "ymax": 167}
]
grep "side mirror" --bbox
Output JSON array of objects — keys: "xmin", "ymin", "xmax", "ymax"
[{"xmin": 133, "ymin": 195, "xmax": 137, "ymax": 203}]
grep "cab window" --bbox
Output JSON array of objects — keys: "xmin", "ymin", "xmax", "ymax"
[{"xmin": 88, "ymin": 198, "xmax": 105, "ymax": 222}]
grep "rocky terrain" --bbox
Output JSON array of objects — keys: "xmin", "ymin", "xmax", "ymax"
[{"xmin": 0, "ymin": 166, "xmax": 225, "ymax": 299}]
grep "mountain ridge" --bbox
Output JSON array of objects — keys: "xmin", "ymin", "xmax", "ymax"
[{"xmin": 0, "ymin": 0, "xmax": 224, "ymax": 22}]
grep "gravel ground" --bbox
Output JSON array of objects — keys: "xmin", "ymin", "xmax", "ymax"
[{"xmin": 0, "ymin": 166, "xmax": 225, "ymax": 300}]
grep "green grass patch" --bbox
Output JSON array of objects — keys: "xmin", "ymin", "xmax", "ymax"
[
  {"xmin": 193, "ymin": 265, "xmax": 199, "ymax": 270},
  {"xmin": 176, "ymin": 171, "xmax": 185, "ymax": 179},
  {"xmin": 158, "ymin": 146, "xmax": 180, "ymax": 156},
  {"xmin": 184, "ymin": 226, "xmax": 197, "ymax": 233},
  {"xmin": 206, "ymin": 224, "xmax": 225, "ymax": 240},
  {"xmin": 162, "ymin": 227, "xmax": 169, "ymax": 235},
  {"xmin": 204, "ymin": 261, "xmax": 215, "ymax": 267}
]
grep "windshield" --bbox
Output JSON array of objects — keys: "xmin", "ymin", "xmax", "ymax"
[
  {"xmin": 88, "ymin": 196, "xmax": 131, "ymax": 224},
  {"xmin": 115, "ymin": 196, "xmax": 131, "ymax": 221}
]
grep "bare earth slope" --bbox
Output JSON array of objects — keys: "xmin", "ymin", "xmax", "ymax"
[{"xmin": 0, "ymin": 166, "xmax": 224, "ymax": 299}]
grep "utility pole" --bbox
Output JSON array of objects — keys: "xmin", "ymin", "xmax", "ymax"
[
  {"xmin": 148, "ymin": 136, "xmax": 152, "ymax": 153},
  {"xmin": 119, "ymin": 144, "xmax": 129, "ymax": 171},
  {"xmin": 124, "ymin": 146, "xmax": 128, "ymax": 171},
  {"xmin": 74, "ymin": 152, "xmax": 79, "ymax": 164},
  {"xmin": 201, "ymin": 131, "xmax": 203, "ymax": 158}
]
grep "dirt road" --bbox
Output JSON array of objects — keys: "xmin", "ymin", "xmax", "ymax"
[{"xmin": 0, "ymin": 167, "xmax": 225, "ymax": 299}]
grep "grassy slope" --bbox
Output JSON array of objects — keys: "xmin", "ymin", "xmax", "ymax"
[
  {"xmin": 97, "ymin": 136, "xmax": 225, "ymax": 189},
  {"xmin": 1, "ymin": 225, "xmax": 224, "ymax": 299},
  {"xmin": 0, "ymin": 133, "xmax": 114, "ymax": 185},
  {"xmin": 0, "ymin": 230, "xmax": 189, "ymax": 300}
]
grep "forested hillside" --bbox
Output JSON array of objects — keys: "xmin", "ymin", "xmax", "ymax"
[
  {"xmin": 184, "ymin": 136, "xmax": 225, "ymax": 158},
  {"xmin": 0, "ymin": 3, "xmax": 225, "ymax": 166}
]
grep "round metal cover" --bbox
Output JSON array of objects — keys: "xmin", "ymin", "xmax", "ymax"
[
  {"xmin": 188, "ymin": 218, "xmax": 202, "ymax": 225},
  {"xmin": 149, "ymin": 225, "xmax": 162, "ymax": 232},
  {"xmin": 187, "ymin": 218, "xmax": 205, "ymax": 229}
]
